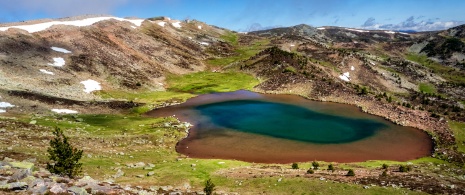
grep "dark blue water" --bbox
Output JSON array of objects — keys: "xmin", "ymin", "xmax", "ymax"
[{"xmin": 195, "ymin": 100, "xmax": 388, "ymax": 144}]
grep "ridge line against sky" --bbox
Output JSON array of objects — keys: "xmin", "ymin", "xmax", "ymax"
[{"xmin": 1, "ymin": 0, "xmax": 464, "ymax": 32}]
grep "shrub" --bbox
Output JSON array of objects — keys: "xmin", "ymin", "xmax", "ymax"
[
  {"xmin": 399, "ymin": 165, "xmax": 411, "ymax": 172},
  {"xmin": 327, "ymin": 164, "xmax": 334, "ymax": 172},
  {"xmin": 292, "ymin": 163, "xmax": 299, "ymax": 169},
  {"xmin": 346, "ymin": 169, "xmax": 355, "ymax": 176},
  {"xmin": 382, "ymin": 164, "xmax": 388, "ymax": 169},
  {"xmin": 306, "ymin": 169, "xmax": 314, "ymax": 174},
  {"xmin": 381, "ymin": 170, "xmax": 388, "ymax": 177},
  {"xmin": 312, "ymin": 161, "xmax": 319, "ymax": 170},
  {"xmin": 204, "ymin": 178, "xmax": 215, "ymax": 195},
  {"xmin": 46, "ymin": 127, "xmax": 83, "ymax": 178}
]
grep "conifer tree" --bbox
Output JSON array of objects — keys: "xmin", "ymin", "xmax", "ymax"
[{"xmin": 47, "ymin": 127, "xmax": 83, "ymax": 178}]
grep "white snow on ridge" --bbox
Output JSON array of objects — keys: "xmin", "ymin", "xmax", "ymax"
[
  {"xmin": 80, "ymin": 79, "xmax": 101, "ymax": 93},
  {"xmin": 200, "ymin": 42, "xmax": 209, "ymax": 46},
  {"xmin": 317, "ymin": 27, "xmax": 325, "ymax": 30},
  {"xmin": 0, "ymin": 102, "xmax": 15, "ymax": 108},
  {"xmin": 0, "ymin": 17, "xmax": 144, "ymax": 33},
  {"xmin": 0, "ymin": 109, "xmax": 5, "ymax": 113},
  {"xmin": 171, "ymin": 21, "xmax": 182, "ymax": 28},
  {"xmin": 346, "ymin": 28, "xmax": 369, "ymax": 33},
  {"xmin": 51, "ymin": 47, "xmax": 72, "ymax": 53},
  {"xmin": 198, "ymin": 25, "xmax": 202, "ymax": 29},
  {"xmin": 339, "ymin": 72, "xmax": 350, "ymax": 82},
  {"xmin": 157, "ymin": 21, "xmax": 166, "ymax": 27},
  {"xmin": 48, "ymin": 57, "xmax": 65, "ymax": 67},
  {"xmin": 40, "ymin": 69, "xmax": 54, "ymax": 75},
  {"xmin": 51, "ymin": 109, "xmax": 78, "ymax": 114},
  {"xmin": 384, "ymin": 31, "xmax": 396, "ymax": 34}
]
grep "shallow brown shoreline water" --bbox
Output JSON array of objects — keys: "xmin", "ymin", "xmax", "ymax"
[{"xmin": 146, "ymin": 90, "xmax": 433, "ymax": 163}]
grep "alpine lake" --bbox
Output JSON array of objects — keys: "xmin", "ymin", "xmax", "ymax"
[{"xmin": 147, "ymin": 90, "xmax": 432, "ymax": 163}]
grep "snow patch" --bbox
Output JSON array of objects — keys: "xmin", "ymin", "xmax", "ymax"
[
  {"xmin": 399, "ymin": 32, "xmax": 410, "ymax": 35},
  {"xmin": 51, "ymin": 109, "xmax": 78, "ymax": 114},
  {"xmin": 0, "ymin": 109, "xmax": 5, "ymax": 113},
  {"xmin": 346, "ymin": 28, "xmax": 369, "ymax": 33},
  {"xmin": 171, "ymin": 21, "xmax": 181, "ymax": 28},
  {"xmin": 48, "ymin": 57, "xmax": 65, "ymax": 67},
  {"xmin": 351, "ymin": 66, "xmax": 355, "ymax": 71},
  {"xmin": 39, "ymin": 69, "xmax": 54, "ymax": 75},
  {"xmin": 290, "ymin": 44, "xmax": 295, "ymax": 47},
  {"xmin": 51, "ymin": 47, "xmax": 72, "ymax": 53},
  {"xmin": 0, "ymin": 17, "xmax": 144, "ymax": 33},
  {"xmin": 384, "ymin": 31, "xmax": 396, "ymax": 34},
  {"xmin": 198, "ymin": 25, "xmax": 202, "ymax": 29},
  {"xmin": 200, "ymin": 42, "xmax": 209, "ymax": 46},
  {"xmin": 339, "ymin": 72, "xmax": 350, "ymax": 82},
  {"xmin": 317, "ymin": 27, "xmax": 325, "ymax": 30},
  {"xmin": 0, "ymin": 102, "xmax": 15, "ymax": 108},
  {"xmin": 131, "ymin": 26, "xmax": 137, "ymax": 29},
  {"xmin": 80, "ymin": 79, "xmax": 101, "ymax": 93},
  {"xmin": 157, "ymin": 21, "xmax": 166, "ymax": 27}
]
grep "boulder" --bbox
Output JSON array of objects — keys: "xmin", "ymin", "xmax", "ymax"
[
  {"xmin": 28, "ymin": 185, "xmax": 48, "ymax": 195},
  {"xmin": 1, "ymin": 182, "xmax": 28, "ymax": 191},
  {"xmin": 68, "ymin": 186, "xmax": 89, "ymax": 195},
  {"xmin": 76, "ymin": 176, "xmax": 98, "ymax": 187},
  {"xmin": 11, "ymin": 169, "xmax": 31, "ymax": 181},
  {"xmin": 49, "ymin": 183, "xmax": 66, "ymax": 194},
  {"xmin": 147, "ymin": 171, "xmax": 155, "ymax": 176}
]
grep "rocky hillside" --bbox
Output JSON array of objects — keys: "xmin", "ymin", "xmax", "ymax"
[{"xmin": 0, "ymin": 16, "xmax": 237, "ymax": 115}]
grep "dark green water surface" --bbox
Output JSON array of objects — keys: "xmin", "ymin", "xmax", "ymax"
[{"xmin": 195, "ymin": 100, "xmax": 387, "ymax": 144}]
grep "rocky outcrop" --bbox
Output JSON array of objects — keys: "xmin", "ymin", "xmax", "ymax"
[{"xmin": 0, "ymin": 158, "xmax": 207, "ymax": 194}]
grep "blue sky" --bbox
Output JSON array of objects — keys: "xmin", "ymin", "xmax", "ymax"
[{"xmin": 1, "ymin": 0, "xmax": 464, "ymax": 31}]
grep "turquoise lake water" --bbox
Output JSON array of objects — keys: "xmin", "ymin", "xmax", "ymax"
[{"xmin": 195, "ymin": 100, "xmax": 387, "ymax": 144}]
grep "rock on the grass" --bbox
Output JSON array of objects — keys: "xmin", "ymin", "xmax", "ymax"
[
  {"xmin": 113, "ymin": 169, "xmax": 124, "ymax": 178},
  {"xmin": 146, "ymin": 171, "xmax": 155, "ymax": 176}
]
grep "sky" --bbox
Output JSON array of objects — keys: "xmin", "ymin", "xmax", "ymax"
[{"xmin": 1, "ymin": 0, "xmax": 465, "ymax": 32}]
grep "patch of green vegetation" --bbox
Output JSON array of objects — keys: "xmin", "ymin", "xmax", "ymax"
[
  {"xmin": 29, "ymin": 114, "xmax": 177, "ymax": 136},
  {"xmin": 220, "ymin": 31, "xmax": 238, "ymax": 46},
  {"xmin": 207, "ymin": 39, "xmax": 270, "ymax": 67},
  {"xmin": 419, "ymin": 83, "xmax": 437, "ymax": 94},
  {"xmin": 211, "ymin": 177, "xmax": 425, "ymax": 195},
  {"xmin": 166, "ymin": 71, "xmax": 259, "ymax": 94},
  {"xmin": 97, "ymin": 90, "xmax": 195, "ymax": 114},
  {"xmin": 97, "ymin": 91, "xmax": 194, "ymax": 104},
  {"xmin": 449, "ymin": 121, "xmax": 465, "ymax": 153},
  {"xmin": 406, "ymin": 53, "xmax": 465, "ymax": 85}
]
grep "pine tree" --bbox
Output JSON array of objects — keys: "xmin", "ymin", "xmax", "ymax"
[
  {"xmin": 46, "ymin": 127, "xmax": 83, "ymax": 178},
  {"xmin": 204, "ymin": 178, "xmax": 215, "ymax": 195}
]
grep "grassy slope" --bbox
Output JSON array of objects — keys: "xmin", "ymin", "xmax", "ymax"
[
  {"xmin": 208, "ymin": 34, "xmax": 270, "ymax": 67},
  {"xmin": 166, "ymin": 71, "xmax": 259, "ymax": 94},
  {"xmin": 406, "ymin": 53, "xmax": 465, "ymax": 84},
  {"xmin": 449, "ymin": 121, "xmax": 465, "ymax": 153},
  {"xmin": 418, "ymin": 83, "xmax": 437, "ymax": 94}
]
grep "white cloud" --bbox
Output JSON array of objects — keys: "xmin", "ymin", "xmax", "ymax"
[{"xmin": 361, "ymin": 16, "xmax": 465, "ymax": 31}]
